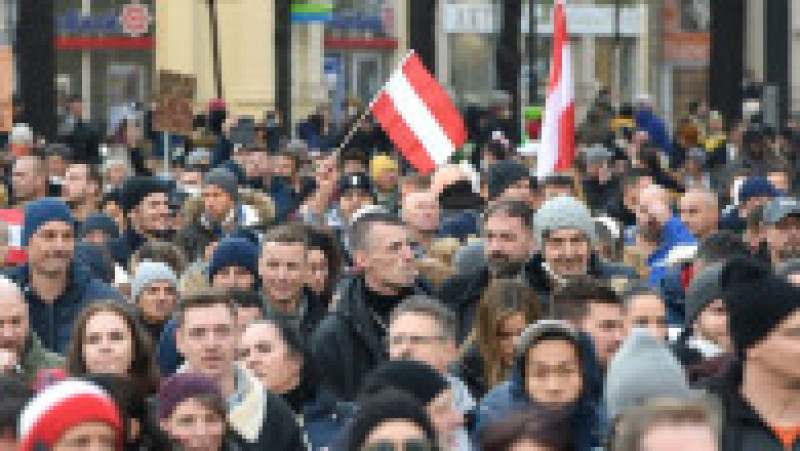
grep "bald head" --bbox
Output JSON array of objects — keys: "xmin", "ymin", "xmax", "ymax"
[
  {"xmin": 0, "ymin": 276, "xmax": 28, "ymax": 355},
  {"xmin": 680, "ymin": 189, "xmax": 720, "ymax": 239}
]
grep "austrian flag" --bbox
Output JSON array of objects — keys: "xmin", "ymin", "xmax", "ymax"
[
  {"xmin": 538, "ymin": 0, "xmax": 575, "ymax": 179},
  {"xmin": 371, "ymin": 52, "xmax": 466, "ymax": 173}
]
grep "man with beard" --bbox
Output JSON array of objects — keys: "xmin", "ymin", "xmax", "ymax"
[
  {"xmin": 760, "ymin": 197, "xmax": 800, "ymax": 268},
  {"xmin": 62, "ymin": 162, "xmax": 101, "ymax": 224},
  {"xmin": 4, "ymin": 198, "xmax": 120, "ymax": 353},
  {"xmin": 109, "ymin": 176, "xmax": 173, "ymax": 268},
  {"xmin": 635, "ymin": 184, "xmax": 696, "ymax": 289},
  {"xmin": 440, "ymin": 200, "xmax": 536, "ymax": 341},
  {"xmin": 311, "ymin": 212, "xmax": 433, "ymax": 400},
  {"xmin": 0, "ymin": 276, "xmax": 64, "ymax": 381}
]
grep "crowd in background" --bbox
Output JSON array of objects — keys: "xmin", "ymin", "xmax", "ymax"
[{"xmin": 0, "ymin": 89, "xmax": 797, "ymax": 451}]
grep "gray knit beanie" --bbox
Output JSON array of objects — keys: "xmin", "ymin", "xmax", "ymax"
[
  {"xmin": 533, "ymin": 196, "xmax": 597, "ymax": 247},
  {"xmin": 203, "ymin": 168, "xmax": 239, "ymax": 203},
  {"xmin": 684, "ymin": 264, "xmax": 725, "ymax": 327},
  {"xmin": 131, "ymin": 261, "xmax": 178, "ymax": 302},
  {"xmin": 604, "ymin": 329, "xmax": 695, "ymax": 421}
]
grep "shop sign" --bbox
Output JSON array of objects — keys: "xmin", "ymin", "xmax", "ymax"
[
  {"xmin": 57, "ymin": 1, "xmax": 152, "ymax": 37},
  {"xmin": 328, "ymin": 10, "xmax": 388, "ymax": 34},
  {"xmin": 443, "ymin": 3, "xmax": 643, "ymax": 36}
]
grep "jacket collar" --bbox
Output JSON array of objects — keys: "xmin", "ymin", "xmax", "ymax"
[{"xmin": 16, "ymin": 260, "xmax": 91, "ymax": 304}]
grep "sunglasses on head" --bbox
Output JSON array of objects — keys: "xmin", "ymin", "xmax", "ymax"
[{"xmin": 361, "ymin": 439, "xmax": 434, "ymax": 451}]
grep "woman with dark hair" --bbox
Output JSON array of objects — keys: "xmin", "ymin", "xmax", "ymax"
[
  {"xmin": 304, "ymin": 225, "xmax": 343, "ymax": 307},
  {"xmin": 455, "ymin": 278, "xmax": 542, "ymax": 398},
  {"xmin": 340, "ymin": 389, "xmax": 439, "ymax": 451},
  {"xmin": 66, "ymin": 302, "xmax": 161, "ymax": 396},
  {"xmin": 480, "ymin": 410, "xmax": 576, "ymax": 451},
  {"xmin": 239, "ymin": 315, "xmax": 352, "ymax": 450}
]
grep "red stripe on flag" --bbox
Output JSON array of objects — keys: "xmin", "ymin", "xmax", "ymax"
[
  {"xmin": 401, "ymin": 55, "xmax": 467, "ymax": 148},
  {"xmin": 555, "ymin": 103, "xmax": 575, "ymax": 172},
  {"xmin": 6, "ymin": 248, "xmax": 26, "ymax": 265},
  {"xmin": 548, "ymin": 2, "xmax": 567, "ymax": 95},
  {"xmin": 0, "ymin": 209, "xmax": 24, "ymax": 224},
  {"xmin": 372, "ymin": 92, "xmax": 436, "ymax": 173}
]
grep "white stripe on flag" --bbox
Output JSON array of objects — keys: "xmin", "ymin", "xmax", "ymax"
[
  {"xmin": 384, "ymin": 71, "xmax": 455, "ymax": 167},
  {"xmin": 538, "ymin": 42, "xmax": 573, "ymax": 179},
  {"xmin": 9, "ymin": 224, "xmax": 21, "ymax": 247}
]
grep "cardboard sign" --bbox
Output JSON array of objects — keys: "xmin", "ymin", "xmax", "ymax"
[
  {"xmin": 153, "ymin": 70, "xmax": 196, "ymax": 136},
  {"xmin": 0, "ymin": 46, "xmax": 13, "ymax": 132}
]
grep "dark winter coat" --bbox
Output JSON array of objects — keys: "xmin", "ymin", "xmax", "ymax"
[
  {"xmin": 310, "ymin": 275, "xmax": 433, "ymax": 401},
  {"xmin": 4, "ymin": 261, "xmax": 123, "ymax": 353},
  {"xmin": 708, "ymin": 368, "xmax": 800, "ymax": 451},
  {"xmin": 440, "ymin": 253, "xmax": 636, "ymax": 343}
]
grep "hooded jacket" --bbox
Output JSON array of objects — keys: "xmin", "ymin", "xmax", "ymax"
[
  {"xmin": 176, "ymin": 189, "xmax": 275, "ymax": 262},
  {"xmin": 474, "ymin": 331, "xmax": 602, "ymax": 451},
  {"xmin": 310, "ymin": 274, "xmax": 434, "ymax": 401},
  {"xmin": 4, "ymin": 261, "xmax": 123, "ymax": 353}
]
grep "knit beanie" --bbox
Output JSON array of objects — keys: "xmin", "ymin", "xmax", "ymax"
[
  {"xmin": 360, "ymin": 360, "xmax": 449, "ymax": 405},
  {"xmin": 533, "ymin": 196, "xmax": 597, "ymax": 247},
  {"xmin": 722, "ymin": 257, "xmax": 800, "ymax": 352},
  {"xmin": 19, "ymin": 379, "xmax": 122, "ymax": 451},
  {"xmin": 79, "ymin": 212, "xmax": 120, "ymax": 240},
  {"xmin": 341, "ymin": 389, "xmax": 437, "ymax": 451},
  {"xmin": 203, "ymin": 168, "xmax": 239, "ymax": 203},
  {"xmin": 738, "ymin": 176, "xmax": 781, "ymax": 204},
  {"xmin": 370, "ymin": 154, "xmax": 398, "ymax": 182},
  {"xmin": 486, "ymin": 160, "xmax": 530, "ymax": 200},
  {"xmin": 130, "ymin": 261, "xmax": 178, "ymax": 302},
  {"xmin": 604, "ymin": 329, "xmax": 695, "ymax": 421},
  {"xmin": 208, "ymin": 237, "xmax": 259, "ymax": 280},
  {"xmin": 684, "ymin": 263, "xmax": 725, "ymax": 327},
  {"xmin": 22, "ymin": 198, "xmax": 75, "ymax": 246},
  {"xmin": 120, "ymin": 176, "xmax": 170, "ymax": 214},
  {"xmin": 157, "ymin": 373, "xmax": 223, "ymax": 420}
]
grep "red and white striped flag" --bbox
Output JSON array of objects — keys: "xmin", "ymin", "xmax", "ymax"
[
  {"xmin": 371, "ymin": 52, "xmax": 466, "ymax": 173},
  {"xmin": 0, "ymin": 209, "xmax": 27, "ymax": 264},
  {"xmin": 538, "ymin": 0, "xmax": 575, "ymax": 179}
]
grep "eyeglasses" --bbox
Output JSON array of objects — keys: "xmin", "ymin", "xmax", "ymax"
[
  {"xmin": 362, "ymin": 439, "xmax": 434, "ymax": 451},
  {"xmin": 388, "ymin": 335, "xmax": 447, "ymax": 346}
]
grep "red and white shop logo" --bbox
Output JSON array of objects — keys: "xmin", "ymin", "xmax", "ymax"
[{"xmin": 120, "ymin": 2, "xmax": 151, "ymax": 37}]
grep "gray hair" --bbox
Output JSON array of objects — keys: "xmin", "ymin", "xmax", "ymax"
[
  {"xmin": 0, "ymin": 275, "xmax": 25, "ymax": 303},
  {"xmin": 514, "ymin": 319, "xmax": 580, "ymax": 361},
  {"xmin": 390, "ymin": 295, "xmax": 457, "ymax": 340}
]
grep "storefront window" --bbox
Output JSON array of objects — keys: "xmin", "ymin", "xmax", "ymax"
[{"xmin": 54, "ymin": 0, "xmax": 154, "ymax": 134}]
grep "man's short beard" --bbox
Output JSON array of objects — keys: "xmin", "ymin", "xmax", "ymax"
[{"xmin": 488, "ymin": 259, "xmax": 526, "ymax": 278}]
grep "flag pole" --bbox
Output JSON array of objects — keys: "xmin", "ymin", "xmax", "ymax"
[{"xmin": 333, "ymin": 50, "xmax": 417, "ymax": 156}]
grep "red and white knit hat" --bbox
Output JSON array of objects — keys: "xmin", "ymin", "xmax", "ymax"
[{"xmin": 19, "ymin": 379, "xmax": 123, "ymax": 451}]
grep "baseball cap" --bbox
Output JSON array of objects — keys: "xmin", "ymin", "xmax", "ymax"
[{"xmin": 762, "ymin": 197, "xmax": 800, "ymax": 226}]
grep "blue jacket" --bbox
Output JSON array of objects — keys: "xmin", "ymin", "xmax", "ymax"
[
  {"xmin": 156, "ymin": 317, "xmax": 181, "ymax": 376},
  {"xmin": 635, "ymin": 109, "xmax": 673, "ymax": 157},
  {"xmin": 646, "ymin": 216, "xmax": 696, "ymax": 290},
  {"xmin": 474, "ymin": 333, "xmax": 602, "ymax": 451},
  {"xmin": 301, "ymin": 389, "xmax": 355, "ymax": 451},
  {"xmin": 4, "ymin": 262, "xmax": 123, "ymax": 353}
]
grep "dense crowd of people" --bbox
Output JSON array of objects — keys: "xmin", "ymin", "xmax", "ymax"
[{"xmin": 0, "ymin": 91, "xmax": 797, "ymax": 451}]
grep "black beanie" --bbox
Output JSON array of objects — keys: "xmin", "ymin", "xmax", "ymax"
[
  {"xmin": 120, "ymin": 176, "xmax": 171, "ymax": 214},
  {"xmin": 722, "ymin": 257, "xmax": 800, "ymax": 352},
  {"xmin": 341, "ymin": 389, "xmax": 437, "ymax": 451},
  {"xmin": 360, "ymin": 360, "xmax": 449, "ymax": 405},
  {"xmin": 486, "ymin": 160, "xmax": 530, "ymax": 200}
]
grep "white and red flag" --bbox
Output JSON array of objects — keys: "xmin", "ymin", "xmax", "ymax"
[
  {"xmin": 0, "ymin": 209, "xmax": 26, "ymax": 264},
  {"xmin": 538, "ymin": 0, "xmax": 575, "ymax": 179},
  {"xmin": 371, "ymin": 52, "xmax": 466, "ymax": 174}
]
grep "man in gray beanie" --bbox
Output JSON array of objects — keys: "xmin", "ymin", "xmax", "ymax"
[
  {"xmin": 529, "ymin": 196, "xmax": 635, "ymax": 311},
  {"xmin": 130, "ymin": 260, "xmax": 179, "ymax": 343}
]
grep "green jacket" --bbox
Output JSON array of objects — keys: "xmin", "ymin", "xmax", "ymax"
[{"xmin": 20, "ymin": 333, "xmax": 65, "ymax": 382}]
